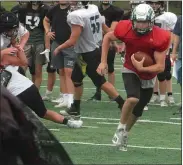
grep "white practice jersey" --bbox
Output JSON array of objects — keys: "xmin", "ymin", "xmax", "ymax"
[
  {"xmin": 155, "ymin": 12, "xmax": 177, "ymax": 54},
  {"xmin": 67, "ymin": 4, "xmax": 104, "ymax": 53},
  {"xmin": 155, "ymin": 12, "xmax": 177, "ymax": 31},
  {"xmin": 0, "ymin": 23, "xmax": 28, "ymax": 50},
  {"xmin": 5, "ymin": 66, "xmax": 33, "ymax": 96}
]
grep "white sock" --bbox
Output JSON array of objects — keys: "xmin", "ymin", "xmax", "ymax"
[
  {"xmin": 117, "ymin": 122, "xmax": 126, "ymax": 131},
  {"xmin": 160, "ymin": 95, "xmax": 166, "ymax": 101},
  {"xmin": 63, "ymin": 94, "xmax": 68, "ymax": 101},
  {"xmin": 67, "ymin": 94, "xmax": 74, "ymax": 106},
  {"xmin": 46, "ymin": 89, "xmax": 52, "ymax": 95}
]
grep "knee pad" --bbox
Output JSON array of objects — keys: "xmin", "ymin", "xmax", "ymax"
[
  {"xmin": 47, "ymin": 62, "xmax": 56, "ymax": 73},
  {"xmin": 157, "ymin": 72, "xmax": 166, "ymax": 82},
  {"xmin": 133, "ymin": 88, "xmax": 153, "ymax": 117},
  {"xmin": 74, "ymin": 82, "xmax": 83, "ymax": 87},
  {"xmin": 108, "ymin": 64, "xmax": 114, "ymax": 73},
  {"xmin": 133, "ymin": 108, "xmax": 143, "ymax": 117},
  {"xmin": 165, "ymin": 71, "xmax": 172, "ymax": 80},
  {"xmin": 91, "ymin": 76, "xmax": 106, "ymax": 89}
]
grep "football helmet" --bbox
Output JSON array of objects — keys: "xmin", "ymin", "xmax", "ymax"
[
  {"xmin": 70, "ymin": 1, "xmax": 89, "ymax": 12},
  {"xmin": 146, "ymin": 1, "xmax": 165, "ymax": 16},
  {"xmin": 130, "ymin": 1, "xmax": 145, "ymax": 10},
  {"xmin": 131, "ymin": 4, "xmax": 155, "ymax": 35},
  {"xmin": 0, "ymin": 12, "xmax": 19, "ymax": 38},
  {"xmin": 101, "ymin": 1, "xmax": 113, "ymax": 5}
]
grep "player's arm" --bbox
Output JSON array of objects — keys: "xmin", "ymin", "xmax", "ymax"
[
  {"xmin": 140, "ymin": 50, "xmax": 168, "ymax": 73},
  {"xmin": 102, "ymin": 23, "xmax": 110, "ymax": 33},
  {"xmin": 19, "ymin": 31, "xmax": 29, "ymax": 48},
  {"xmin": 97, "ymin": 31, "xmax": 119, "ymax": 75},
  {"xmin": 1, "ymin": 49, "xmax": 28, "ymax": 66},
  {"xmin": 172, "ymin": 34, "xmax": 179, "ymax": 54},
  {"xmin": 101, "ymin": 31, "xmax": 118, "ymax": 63},
  {"xmin": 54, "ymin": 24, "xmax": 82, "ymax": 55},
  {"xmin": 43, "ymin": 16, "xmax": 51, "ymax": 35}
]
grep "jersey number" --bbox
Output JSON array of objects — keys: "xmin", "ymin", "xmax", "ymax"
[
  {"xmin": 90, "ymin": 15, "xmax": 100, "ymax": 34},
  {"xmin": 26, "ymin": 15, "xmax": 40, "ymax": 30}
]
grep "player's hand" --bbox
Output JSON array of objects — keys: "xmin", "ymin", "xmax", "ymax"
[
  {"xmin": 171, "ymin": 53, "xmax": 178, "ymax": 62},
  {"xmin": 40, "ymin": 49, "xmax": 50, "ymax": 62},
  {"xmin": 2, "ymin": 47, "xmax": 18, "ymax": 55},
  {"xmin": 131, "ymin": 54, "xmax": 145, "ymax": 72},
  {"xmin": 46, "ymin": 31, "xmax": 55, "ymax": 40},
  {"xmin": 53, "ymin": 47, "xmax": 60, "ymax": 56},
  {"xmin": 97, "ymin": 62, "xmax": 108, "ymax": 76},
  {"xmin": 14, "ymin": 45, "xmax": 24, "ymax": 52}
]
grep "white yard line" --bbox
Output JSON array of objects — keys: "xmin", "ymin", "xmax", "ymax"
[
  {"xmin": 42, "ymin": 78, "xmax": 177, "ymax": 85},
  {"xmin": 49, "ymin": 126, "xmax": 98, "ymax": 131},
  {"xmin": 97, "ymin": 121, "xmax": 181, "ymax": 125},
  {"xmin": 80, "ymin": 116, "xmax": 181, "ymax": 125},
  {"xmin": 170, "ymin": 118, "xmax": 182, "ymax": 120},
  {"xmin": 60, "ymin": 141, "xmax": 181, "ymax": 151},
  {"xmin": 40, "ymin": 86, "xmax": 181, "ymax": 95}
]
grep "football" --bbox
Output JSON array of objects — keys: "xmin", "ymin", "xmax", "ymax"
[{"xmin": 133, "ymin": 51, "xmax": 154, "ymax": 67}]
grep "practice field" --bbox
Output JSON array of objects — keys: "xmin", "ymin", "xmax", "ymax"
[
  {"xmin": 1, "ymin": 2, "xmax": 182, "ymax": 164},
  {"xmin": 38, "ymin": 56, "xmax": 181, "ymax": 164}
]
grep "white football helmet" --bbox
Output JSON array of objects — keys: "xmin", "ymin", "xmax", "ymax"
[{"xmin": 131, "ymin": 4, "xmax": 155, "ymax": 35}]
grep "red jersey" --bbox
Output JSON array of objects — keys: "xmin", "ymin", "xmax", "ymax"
[{"xmin": 114, "ymin": 20, "xmax": 170, "ymax": 80}]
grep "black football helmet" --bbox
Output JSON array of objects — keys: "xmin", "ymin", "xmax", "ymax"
[{"xmin": 0, "ymin": 12, "xmax": 19, "ymax": 38}]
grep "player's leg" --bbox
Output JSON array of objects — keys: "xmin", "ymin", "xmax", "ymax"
[
  {"xmin": 122, "ymin": 87, "xmax": 153, "ymax": 150},
  {"xmin": 55, "ymin": 52, "xmax": 76, "ymax": 108},
  {"xmin": 83, "ymin": 49, "xmax": 124, "ymax": 109},
  {"xmin": 60, "ymin": 62, "xmax": 84, "ymax": 118},
  {"xmin": 34, "ymin": 44, "xmax": 46, "ymax": 89},
  {"xmin": 50, "ymin": 41, "xmax": 65, "ymax": 104},
  {"xmin": 17, "ymin": 84, "xmax": 83, "ymax": 128},
  {"xmin": 157, "ymin": 69, "xmax": 167, "ymax": 107},
  {"xmin": 42, "ymin": 57, "xmax": 56, "ymax": 101},
  {"xmin": 150, "ymin": 77, "xmax": 159, "ymax": 103},
  {"xmin": 165, "ymin": 56, "xmax": 175, "ymax": 104},
  {"xmin": 107, "ymin": 46, "xmax": 116, "ymax": 100},
  {"xmin": 89, "ymin": 46, "xmax": 116, "ymax": 101},
  {"xmin": 112, "ymin": 73, "xmax": 140, "ymax": 149}
]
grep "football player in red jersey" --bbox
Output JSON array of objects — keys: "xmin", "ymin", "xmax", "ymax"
[{"xmin": 97, "ymin": 4, "xmax": 171, "ymax": 151}]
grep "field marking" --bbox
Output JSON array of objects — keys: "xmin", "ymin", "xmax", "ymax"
[
  {"xmin": 97, "ymin": 121, "xmax": 181, "ymax": 125},
  {"xmin": 48, "ymin": 126, "xmax": 98, "ymax": 131},
  {"xmin": 60, "ymin": 141, "xmax": 181, "ymax": 151},
  {"xmin": 42, "ymin": 78, "xmax": 177, "ymax": 85},
  {"xmin": 80, "ymin": 116, "xmax": 181, "ymax": 125},
  {"xmin": 40, "ymin": 85, "xmax": 181, "ymax": 95},
  {"xmin": 170, "ymin": 118, "xmax": 182, "ymax": 120}
]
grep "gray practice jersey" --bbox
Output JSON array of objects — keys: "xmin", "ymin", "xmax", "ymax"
[{"xmin": 67, "ymin": 4, "xmax": 104, "ymax": 53}]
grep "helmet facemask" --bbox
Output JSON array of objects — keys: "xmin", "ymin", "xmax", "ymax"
[
  {"xmin": 146, "ymin": 1, "xmax": 164, "ymax": 16},
  {"xmin": 3, "ymin": 27, "xmax": 18, "ymax": 39}
]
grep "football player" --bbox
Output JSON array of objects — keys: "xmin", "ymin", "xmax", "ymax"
[
  {"xmin": 18, "ymin": 1, "xmax": 50, "ymax": 88},
  {"xmin": 89, "ymin": 0, "xmax": 124, "ymax": 101},
  {"xmin": 54, "ymin": 1, "xmax": 125, "ymax": 118},
  {"xmin": 123, "ymin": 1, "xmax": 145, "ymax": 20},
  {"xmin": 147, "ymin": 1, "xmax": 177, "ymax": 107},
  {"xmin": 97, "ymin": 4, "xmax": 170, "ymax": 151},
  {"xmin": 11, "ymin": 1, "xmax": 28, "ymax": 18}
]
